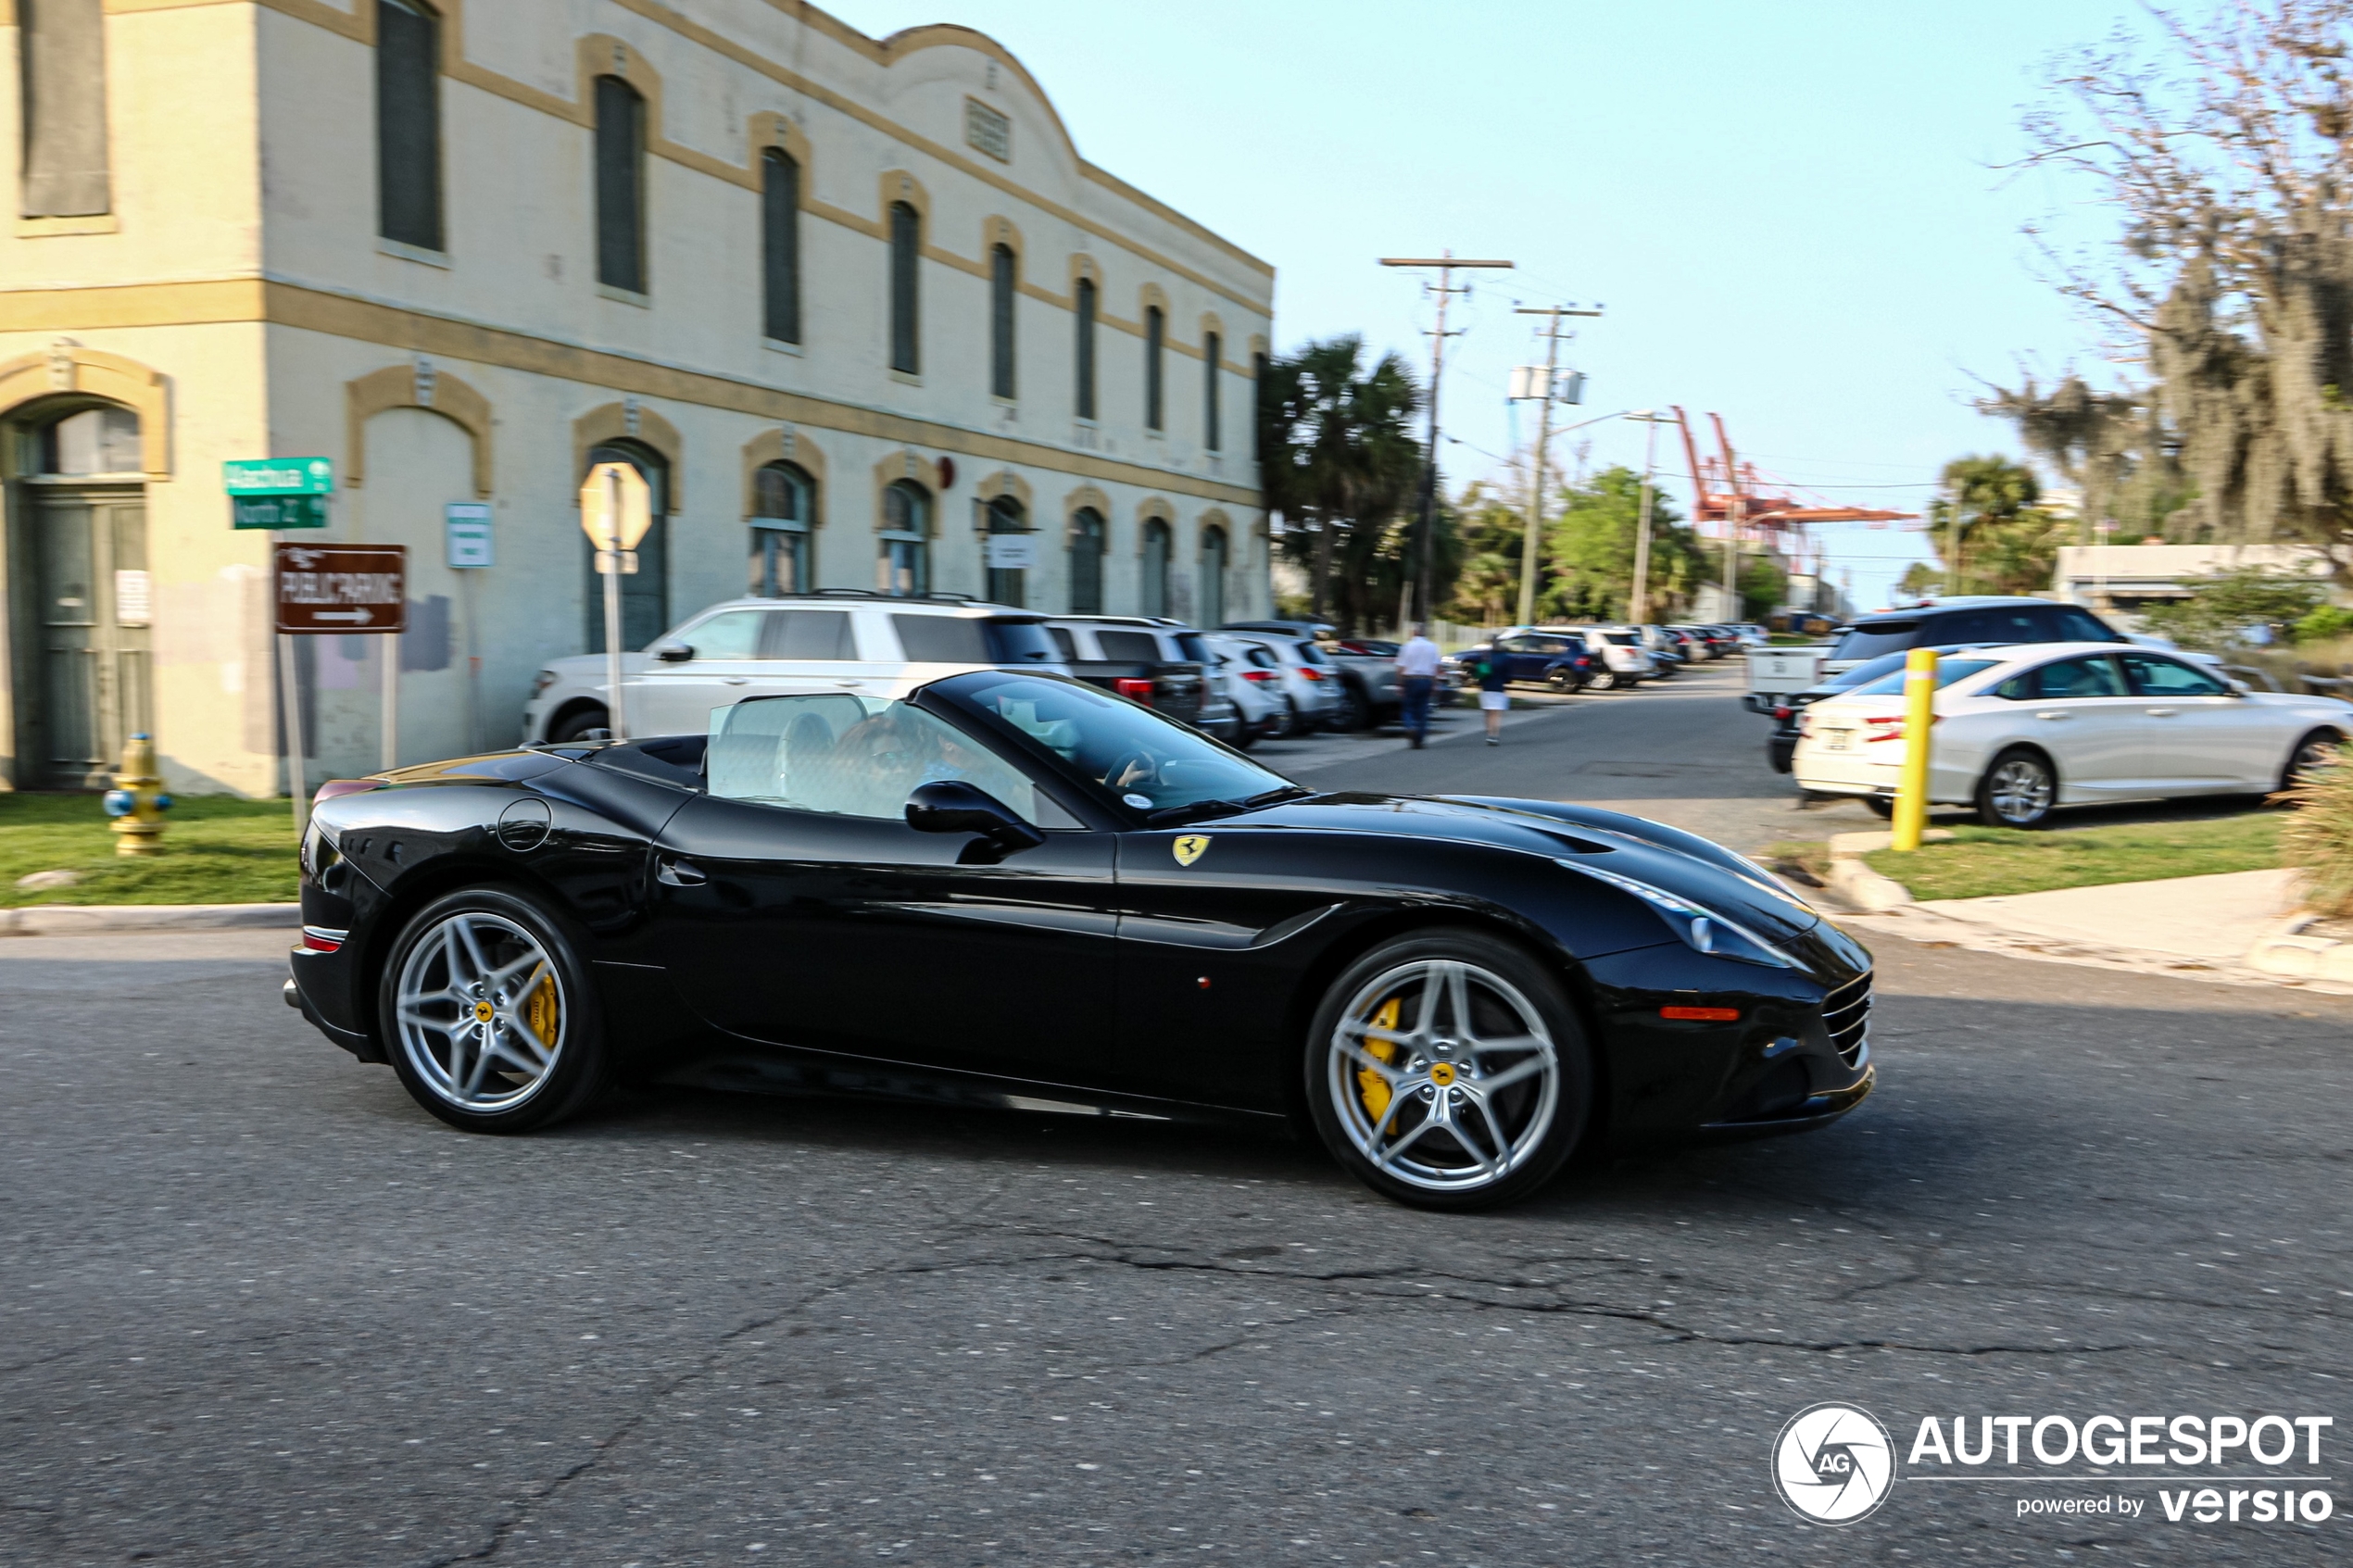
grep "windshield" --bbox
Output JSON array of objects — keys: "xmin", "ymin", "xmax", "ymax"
[
  {"xmin": 928, "ymin": 671, "xmax": 1290, "ymax": 819},
  {"xmin": 1845, "ymin": 658, "xmax": 2000, "ymax": 696}
]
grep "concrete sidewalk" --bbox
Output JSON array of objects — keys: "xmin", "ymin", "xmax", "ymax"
[{"xmin": 1842, "ymin": 867, "xmax": 2318, "ymax": 989}]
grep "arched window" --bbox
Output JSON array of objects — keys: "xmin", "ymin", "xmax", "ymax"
[
  {"xmin": 888, "ymin": 201, "xmax": 921, "ymax": 373},
  {"xmin": 19, "ymin": 0, "xmax": 110, "ymax": 219},
  {"xmin": 1140, "ymin": 517, "xmax": 1171, "ymax": 618},
  {"xmin": 594, "ymin": 75, "xmax": 646, "ymax": 294},
  {"xmin": 989, "ymin": 244, "xmax": 1017, "ymax": 400},
  {"xmin": 749, "ymin": 460, "xmax": 815, "ymax": 596},
  {"xmin": 1144, "ymin": 305, "xmax": 1165, "ymax": 431},
  {"xmin": 984, "ymin": 495, "xmax": 1027, "ymax": 608},
  {"xmin": 1067, "ymin": 508, "xmax": 1105, "ymax": 615},
  {"xmin": 375, "ymin": 0, "xmax": 441, "ymax": 250},
  {"xmin": 1202, "ymin": 331, "xmax": 1222, "ymax": 453},
  {"xmin": 1074, "ymin": 276, "xmax": 1097, "ymax": 420},
  {"xmin": 583, "ymin": 441, "xmax": 668, "ymax": 651},
  {"xmin": 761, "ymin": 149, "xmax": 800, "ymax": 344},
  {"xmin": 880, "ymin": 479, "xmax": 930, "ymax": 596},
  {"xmin": 1199, "ymin": 525, "xmax": 1228, "ymax": 629}
]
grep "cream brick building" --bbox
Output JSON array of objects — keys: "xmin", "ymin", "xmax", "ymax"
[{"xmin": 0, "ymin": 0, "xmax": 1274, "ymax": 794}]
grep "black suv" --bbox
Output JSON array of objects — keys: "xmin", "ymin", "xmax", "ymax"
[{"xmin": 1826, "ymin": 597, "xmax": 2124, "ymax": 672}]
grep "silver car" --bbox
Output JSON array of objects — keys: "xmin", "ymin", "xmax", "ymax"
[{"xmin": 1215, "ymin": 631, "xmax": 1347, "ymax": 734}]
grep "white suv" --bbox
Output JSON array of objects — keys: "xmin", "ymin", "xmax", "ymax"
[{"xmin": 522, "ymin": 595, "xmax": 1066, "ymax": 743}]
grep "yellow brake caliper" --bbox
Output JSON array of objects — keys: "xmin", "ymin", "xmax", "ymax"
[
  {"xmin": 1357, "ymin": 997, "xmax": 1402, "ymax": 1123},
  {"xmin": 523, "ymin": 970, "xmax": 561, "ymax": 1051}
]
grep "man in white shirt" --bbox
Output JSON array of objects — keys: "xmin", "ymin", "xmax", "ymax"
[{"xmin": 1396, "ymin": 623, "xmax": 1441, "ymax": 748}]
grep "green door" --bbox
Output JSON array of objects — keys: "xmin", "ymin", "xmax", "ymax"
[{"xmin": 33, "ymin": 487, "xmax": 150, "ymax": 789}]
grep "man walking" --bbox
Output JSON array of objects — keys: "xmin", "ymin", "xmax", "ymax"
[{"xmin": 1396, "ymin": 622, "xmax": 1441, "ymax": 749}]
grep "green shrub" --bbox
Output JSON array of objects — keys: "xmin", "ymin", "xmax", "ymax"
[
  {"xmin": 2296, "ymin": 605, "xmax": 2353, "ymax": 644},
  {"xmin": 2280, "ymin": 743, "xmax": 2353, "ymax": 916}
]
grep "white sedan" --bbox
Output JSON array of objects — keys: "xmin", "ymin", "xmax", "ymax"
[{"xmin": 1791, "ymin": 641, "xmax": 2351, "ymax": 827}]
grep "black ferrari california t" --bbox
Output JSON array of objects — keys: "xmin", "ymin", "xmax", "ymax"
[{"xmin": 287, "ymin": 669, "xmax": 1872, "ymax": 1210}]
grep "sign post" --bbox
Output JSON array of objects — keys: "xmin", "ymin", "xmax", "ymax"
[
  {"xmin": 447, "ymin": 505, "xmax": 493, "ymax": 752},
  {"xmin": 579, "ymin": 462, "xmax": 652, "ymax": 741},
  {"xmin": 228, "ymin": 458, "xmax": 337, "ymax": 826},
  {"xmin": 273, "ymin": 543, "xmax": 407, "ymax": 830}
]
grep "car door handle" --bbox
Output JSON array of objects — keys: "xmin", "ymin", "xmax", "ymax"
[
  {"xmin": 723, "ymin": 677, "xmax": 750, "ymax": 685},
  {"xmin": 656, "ymin": 856, "xmax": 708, "ymax": 887},
  {"xmin": 2034, "ymin": 709, "xmax": 2070, "ymax": 721},
  {"xmin": 2144, "ymin": 707, "xmax": 2177, "ymax": 717}
]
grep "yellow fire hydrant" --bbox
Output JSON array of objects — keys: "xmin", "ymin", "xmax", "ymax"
[{"xmin": 103, "ymin": 733, "xmax": 171, "ymax": 857}]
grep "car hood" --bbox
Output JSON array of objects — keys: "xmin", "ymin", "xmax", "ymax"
[{"xmin": 1232, "ymin": 792, "xmax": 1824, "ymax": 946}]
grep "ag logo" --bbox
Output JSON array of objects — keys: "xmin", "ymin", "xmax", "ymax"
[
  {"xmin": 1771, "ymin": 1402, "xmax": 1894, "ymax": 1524},
  {"xmin": 1172, "ymin": 834, "xmax": 1211, "ymax": 867}
]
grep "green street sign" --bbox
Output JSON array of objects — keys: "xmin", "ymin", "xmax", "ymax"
[
  {"xmin": 232, "ymin": 495, "xmax": 329, "ymax": 530},
  {"xmin": 223, "ymin": 457, "xmax": 333, "ymax": 496}
]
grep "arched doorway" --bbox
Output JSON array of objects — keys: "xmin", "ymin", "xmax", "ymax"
[
  {"xmin": 584, "ymin": 440, "xmax": 669, "ymax": 650},
  {"xmin": 12, "ymin": 402, "xmax": 149, "ymax": 788},
  {"xmin": 1199, "ymin": 525, "xmax": 1229, "ymax": 629}
]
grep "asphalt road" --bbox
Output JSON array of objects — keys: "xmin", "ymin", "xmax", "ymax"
[
  {"xmin": 6, "ymin": 683, "xmax": 2351, "ymax": 1566},
  {"xmin": 1262, "ymin": 661, "xmax": 1886, "ymax": 854}
]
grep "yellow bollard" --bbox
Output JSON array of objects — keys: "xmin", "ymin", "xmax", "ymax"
[
  {"xmin": 104, "ymin": 733, "xmax": 172, "ymax": 857},
  {"xmin": 1890, "ymin": 647, "xmax": 1938, "ymax": 852}
]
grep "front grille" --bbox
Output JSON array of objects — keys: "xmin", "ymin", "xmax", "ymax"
[{"xmin": 1821, "ymin": 972, "xmax": 1870, "ymax": 1065}]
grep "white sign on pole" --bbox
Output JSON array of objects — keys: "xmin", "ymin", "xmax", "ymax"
[
  {"xmin": 984, "ymin": 533, "xmax": 1038, "ymax": 571},
  {"xmin": 446, "ymin": 503, "xmax": 494, "ymax": 569}
]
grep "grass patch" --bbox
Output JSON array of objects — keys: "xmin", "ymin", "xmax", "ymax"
[
  {"xmin": 0, "ymin": 794, "xmax": 297, "ymax": 907},
  {"xmin": 1862, "ymin": 812, "xmax": 2282, "ymax": 902}
]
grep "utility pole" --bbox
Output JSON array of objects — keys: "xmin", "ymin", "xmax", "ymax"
[
  {"xmin": 1380, "ymin": 251, "xmax": 1513, "ymax": 625},
  {"xmin": 1625, "ymin": 410, "xmax": 1674, "ymax": 625},
  {"xmin": 1510, "ymin": 304, "xmax": 1601, "ymax": 627}
]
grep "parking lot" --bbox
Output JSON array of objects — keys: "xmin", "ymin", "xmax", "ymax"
[{"xmin": 5, "ymin": 671, "xmax": 2347, "ymax": 1566}]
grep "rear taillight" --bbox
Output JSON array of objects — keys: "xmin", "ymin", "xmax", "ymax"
[
  {"xmin": 1862, "ymin": 716, "xmax": 1906, "ymax": 745},
  {"xmin": 1113, "ymin": 678, "xmax": 1155, "ymax": 702},
  {"xmin": 1297, "ymin": 667, "xmax": 1325, "ymax": 682},
  {"xmin": 1773, "ymin": 706, "xmax": 1793, "ymax": 721},
  {"xmin": 300, "ymin": 926, "xmax": 346, "ymax": 953},
  {"xmin": 1240, "ymin": 669, "xmax": 1277, "ymax": 684}
]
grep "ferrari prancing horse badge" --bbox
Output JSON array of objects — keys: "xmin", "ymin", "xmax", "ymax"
[{"xmin": 1172, "ymin": 834, "xmax": 1211, "ymax": 867}]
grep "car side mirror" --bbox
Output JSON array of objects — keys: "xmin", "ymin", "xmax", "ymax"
[
  {"xmin": 906, "ymin": 779, "xmax": 1047, "ymax": 861},
  {"xmin": 652, "ymin": 641, "xmax": 694, "ymax": 663}
]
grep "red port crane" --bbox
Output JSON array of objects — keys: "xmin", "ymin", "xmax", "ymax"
[{"xmin": 1670, "ymin": 408, "xmax": 1917, "ymax": 577}]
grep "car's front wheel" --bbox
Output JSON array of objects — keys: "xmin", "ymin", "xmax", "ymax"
[
  {"xmin": 2280, "ymin": 728, "xmax": 2344, "ymax": 795},
  {"xmin": 547, "ymin": 704, "xmax": 610, "ymax": 743},
  {"xmin": 379, "ymin": 888, "xmax": 612, "ymax": 1134},
  {"xmin": 1976, "ymin": 747, "xmax": 2057, "ymax": 829},
  {"xmin": 1305, "ymin": 932, "xmax": 1592, "ymax": 1210}
]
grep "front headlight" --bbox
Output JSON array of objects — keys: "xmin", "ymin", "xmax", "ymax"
[
  {"xmin": 531, "ymin": 669, "xmax": 560, "ymax": 697},
  {"xmin": 1559, "ymin": 859, "xmax": 1794, "ymax": 968}
]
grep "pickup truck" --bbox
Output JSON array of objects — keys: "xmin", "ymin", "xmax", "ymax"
[{"xmin": 1041, "ymin": 616, "xmax": 1234, "ymax": 741}]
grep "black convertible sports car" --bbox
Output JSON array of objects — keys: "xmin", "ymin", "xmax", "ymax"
[{"xmin": 288, "ymin": 669, "xmax": 1873, "ymax": 1210}]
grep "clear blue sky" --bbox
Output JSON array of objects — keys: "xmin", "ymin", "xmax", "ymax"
[{"xmin": 824, "ymin": 0, "xmax": 2135, "ymax": 611}]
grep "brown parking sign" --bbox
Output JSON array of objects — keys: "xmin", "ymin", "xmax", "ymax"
[{"xmin": 274, "ymin": 543, "xmax": 407, "ymax": 633}]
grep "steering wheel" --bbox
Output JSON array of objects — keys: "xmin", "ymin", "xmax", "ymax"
[{"xmin": 1103, "ymin": 749, "xmax": 1157, "ymax": 792}]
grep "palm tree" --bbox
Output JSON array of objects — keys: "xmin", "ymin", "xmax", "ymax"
[
  {"xmin": 1931, "ymin": 455, "xmax": 2040, "ymax": 596},
  {"xmin": 1260, "ymin": 336, "xmax": 1423, "ymax": 626}
]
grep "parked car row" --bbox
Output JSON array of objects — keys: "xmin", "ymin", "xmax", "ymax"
[{"xmin": 521, "ymin": 594, "xmax": 1413, "ymax": 750}]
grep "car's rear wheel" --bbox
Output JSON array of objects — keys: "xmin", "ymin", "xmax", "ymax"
[
  {"xmin": 1544, "ymin": 666, "xmax": 1577, "ymax": 693},
  {"xmin": 1976, "ymin": 747, "xmax": 2057, "ymax": 829},
  {"xmin": 1305, "ymin": 932, "xmax": 1591, "ymax": 1210},
  {"xmin": 1864, "ymin": 795, "xmax": 1894, "ymax": 819},
  {"xmin": 2280, "ymin": 728, "xmax": 2344, "ymax": 795},
  {"xmin": 547, "ymin": 704, "xmax": 610, "ymax": 743},
  {"xmin": 1588, "ymin": 669, "xmax": 1619, "ymax": 692},
  {"xmin": 379, "ymin": 888, "xmax": 612, "ymax": 1134},
  {"xmin": 1340, "ymin": 681, "xmax": 1375, "ymax": 731}
]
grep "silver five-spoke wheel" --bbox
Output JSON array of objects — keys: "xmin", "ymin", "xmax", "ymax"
[
  {"xmin": 1327, "ymin": 958, "xmax": 1560, "ymax": 1195},
  {"xmin": 393, "ymin": 910, "xmax": 566, "ymax": 1113},
  {"xmin": 1978, "ymin": 750, "xmax": 2056, "ymax": 828}
]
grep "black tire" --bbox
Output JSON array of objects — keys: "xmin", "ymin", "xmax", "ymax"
[
  {"xmin": 1588, "ymin": 669, "xmax": 1619, "ymax": 693},
  {"xmin": 1340, "ymin": 681, "xmax": 1375, "ymax": 731},
  {"xmin": 1230, "ymin": 721, "xmax": 1258, "ymax": 752},
  {"xmin": 547, "ymin": 704, "xmax": 610, "ymax": 743},
  {"xmin": 1544, "ymin": 666, "xmax": 1576, "ymax": 693},
  {"xmin": 2280, "ymin": 728, "xmax": 2344, "ymax": 795},
  {"xmin": 1976, "ymin": 746, "xmax": 2057, "ymax": 829},
  {"xmin": 377, "ymin": 887, "xmax": 613, "ymax": 1135},
  {"xmin": 1863, "ymin": 795, "xmax": 1894, "ymax": 819},
  {"xmin": 1304, "ymin": 930, "xmax": 1592, "ymax": 1211},
  {"xmin": 1282, "ymin": 696, "xmax": 1309, "ymax": 737}
]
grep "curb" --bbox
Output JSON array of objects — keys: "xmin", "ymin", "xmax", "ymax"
[
  {"xmin": 1823, "ymin": 829, "xmax": 1950, "ymax": 914},
  {"xmin": 2245, "ymin": 908, "xmax": 2353, "ymax": 983},
  {"xmin": 0, "ymin": 902, "xmax": 300, "ymax": 936}
]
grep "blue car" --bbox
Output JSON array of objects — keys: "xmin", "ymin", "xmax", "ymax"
[{"xmin": 1460, "ymin": 630, "xmax": 1596, "ymax": 692}]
